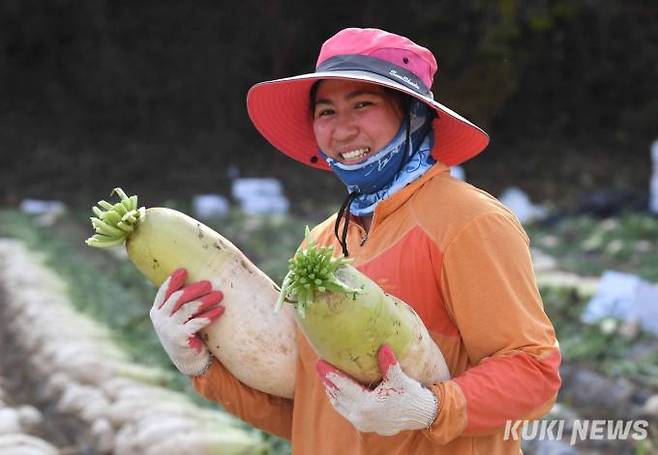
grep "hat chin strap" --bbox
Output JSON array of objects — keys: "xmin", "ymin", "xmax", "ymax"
[{"xmin": 335, "ymin": 191, "xmax": 359, "ymax": 257}]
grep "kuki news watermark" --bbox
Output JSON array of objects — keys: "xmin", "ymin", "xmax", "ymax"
[{"xmin": 504, "ymin": 419, "xmax": 649, "ymax": 445}]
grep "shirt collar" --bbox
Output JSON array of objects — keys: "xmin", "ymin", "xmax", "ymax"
[{"xmin": 369, "ymin": 161, "xmax": 450, "ymax": 228}]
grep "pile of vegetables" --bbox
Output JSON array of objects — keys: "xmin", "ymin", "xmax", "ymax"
[
  {"xmin": 0, "ymin": 378, "xmax": 54, "ymax": 454},
  {"xmin": 86, "ymin": 189, "xmax": 297, "ymax": 399},
  {"xmin": 278, "ymin": 228, "xmax": 450, "ymax": 386},
  {"xmin": 0, "ymin": 238, "xmax": 267, "ymax": 454}
]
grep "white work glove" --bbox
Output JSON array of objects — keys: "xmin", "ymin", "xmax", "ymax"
[
  {"xmin": 316, "ymin": 344, "xmax": 439, "ymax": 436},
  {"xmin": 150, "ymin": 268, "xmax": 224, "ymax": 376}
]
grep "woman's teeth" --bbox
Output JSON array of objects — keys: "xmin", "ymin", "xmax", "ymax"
[{"xmin": 341, "ymin": 147, "xmax": 370, "ymax": 161}]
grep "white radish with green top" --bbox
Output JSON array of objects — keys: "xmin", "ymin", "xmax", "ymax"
[
  {"xmin": 86, "ymin": 188, "xmax": 297, "ymax": 398},
  {"xmin": 277, "ymin": 228, "xmax": 450, "ymax": 386}
]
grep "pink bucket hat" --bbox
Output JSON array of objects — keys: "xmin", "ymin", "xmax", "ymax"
[{"xmin": 247, "ymin": 28, "xmax": 489, "ymax": 171}]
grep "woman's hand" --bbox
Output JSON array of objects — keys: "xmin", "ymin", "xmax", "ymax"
[
  {"xmin": 316, "ymin": 345, "xmax": 439, "ymax": 436},
  {"xmin": 150, "ymin": 268, "xmax": 224, "ymax": 376}
]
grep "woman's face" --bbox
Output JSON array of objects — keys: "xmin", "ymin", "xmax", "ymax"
[{"xmin": 312, "ymin": 80, "xmax": 404, "ymax": 164}]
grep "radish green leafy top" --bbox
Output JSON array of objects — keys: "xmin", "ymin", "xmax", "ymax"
[
  {"xmin": 276, "ymin": 227, "xmax": 363, "ymax": 318},
  {"xmin": 85, "ymin": 187, "xmax": 145, "ymax": 248}
]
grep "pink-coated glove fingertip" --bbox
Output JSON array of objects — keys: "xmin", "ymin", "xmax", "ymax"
[
  {"xmin": 197, "ymin": 305, "xmax": 225, "ymax": 322},
  {"xmin": 316, "ymin": 360, "xmax": 342, "ymax": 390},
  {"xmin": 193, "ymin": 291, "xmax": 225, "ymax": 316},
  {"xmin": 171, "ymin": 280, "xmax": 213, "ymax": 314},
  {"xmin": 161, "ymin": 268, "xmax": 188, "ymax": 307},
  {"xmin": 377, "ymin": 344, "xmax": 398, "ymax": 379},
  {"xmin": 203, "ymin": 290, "xmax": 224, "ymax": 307},
  {"xmin": 188, "ymin": 335, "xmax": 205, "ymax": 353}
]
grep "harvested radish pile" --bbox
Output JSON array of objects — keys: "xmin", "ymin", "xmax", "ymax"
[
  {"xmin": 0, "ymin": 377, "xmax": 58, "ymax": 454},
  {"xmin": 0, "ymin": 238, "xmax": 266, "ymax": 454}
]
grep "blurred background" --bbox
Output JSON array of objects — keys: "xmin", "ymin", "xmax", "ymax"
[
  {"xmin": 1, "ymin": 0, "xmax": 656, "ymax": 209},
  {"xmin": 0, "ymin": 1, "xmax": 657, "ymax": 454}
]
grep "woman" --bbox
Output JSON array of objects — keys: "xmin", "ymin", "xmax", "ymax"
[{"xmin": 149, "ymin": 28, "xmax": 561, "ymax": 454}]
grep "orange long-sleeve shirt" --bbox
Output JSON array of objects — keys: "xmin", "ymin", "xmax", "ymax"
[{"xmin": 193, "ymin": 162, "xmax": 561, "ymax": 454}]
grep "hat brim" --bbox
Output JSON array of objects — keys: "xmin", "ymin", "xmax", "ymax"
[{"xmin": 247, "ymin": 70, "xmax": 489, "ymax": 171}]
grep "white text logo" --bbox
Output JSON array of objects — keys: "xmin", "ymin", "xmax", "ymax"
[{"xmin": 503, "ymin": 419, "xmax": 649, "ymax": 445}]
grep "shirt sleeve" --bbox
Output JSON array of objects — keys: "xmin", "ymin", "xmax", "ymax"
[
  {"xmin": 191, "ymin": 358, "xmax": 294, "ymax": 440},
  {"xmin": 423, "ymin": 212, "xmax": 561, "ymax": 445}
]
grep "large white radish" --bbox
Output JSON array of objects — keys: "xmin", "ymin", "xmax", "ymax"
[{"xmin": 86, "ymin": 188, "xmax": 297, "ymax": 398}]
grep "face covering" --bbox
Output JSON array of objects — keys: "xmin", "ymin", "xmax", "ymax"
[{"xmin": 320, "ymin": 98, "xmax": 436, "ymax": 216}]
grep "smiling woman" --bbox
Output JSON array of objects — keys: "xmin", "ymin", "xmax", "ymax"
[
  {"xmin": 309, "ymin": 78, "xmax": 439, "ymax": 246},
  {"xmin": 314, "ymin": 79, "xmax": 434, "ymax": 200},
  {"xmin": 311, "ymin": 80, "xmax": 405, "ymax": 164},
  {"xmin": 149, "ymin": 27, "xmax": 562, "ymax": 455}
]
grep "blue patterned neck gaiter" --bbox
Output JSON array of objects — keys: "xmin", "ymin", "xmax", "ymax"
[{"xmin": 320, "ymin": 99, "xmax": 436, "ymax": 216}]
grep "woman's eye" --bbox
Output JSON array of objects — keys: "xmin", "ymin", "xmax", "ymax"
[
  {"xmin": 355, "ymin": 101, "xmax": 372, "ymax": 109},
  {"xmin": 316, "ymin": 109, "xmax": 334, "ymax": 118}
]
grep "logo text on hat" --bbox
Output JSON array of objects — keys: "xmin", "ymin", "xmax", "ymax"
[{"xmin": 388, "ymin": 69, "xmax": 420, "ymax": 91}]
